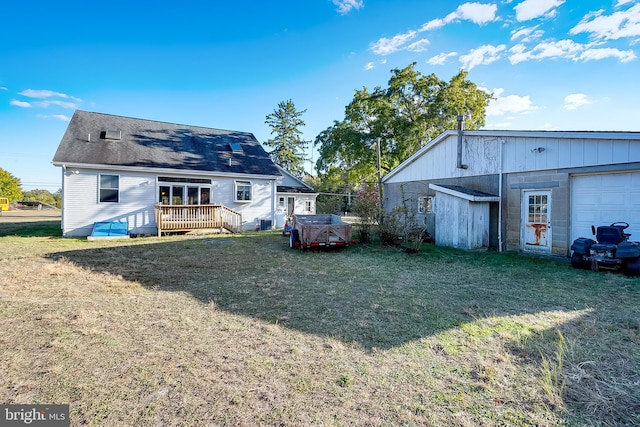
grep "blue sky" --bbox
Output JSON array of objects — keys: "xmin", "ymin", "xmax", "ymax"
[{"xmin": 1, "ymin": 0, "xmax": 639, "ymax": 191}]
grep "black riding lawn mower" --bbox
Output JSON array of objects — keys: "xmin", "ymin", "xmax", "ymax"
[{"xmin": 570, "ymin": 222, "xmax": 640, "ymax": 276}]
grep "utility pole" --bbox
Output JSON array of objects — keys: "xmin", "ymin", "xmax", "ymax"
[{"xmin": 376, "ymin": 137, "xmax": 383, "ymax": 223}]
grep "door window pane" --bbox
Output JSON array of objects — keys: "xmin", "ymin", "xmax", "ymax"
[
  {"xmin": 159, "ymin": 186, "xmax": 170, "ymax": 204},
  {"xmin": 200, "ymin": 188, "xmax": 210, "ymax": 204},
  {"xmin": 172, "ymin": 186, "xmax": 184, "ymax": 205},
  {"xmin": 187, "ymin": 187, "xmax": 199, "ymax": 205}
]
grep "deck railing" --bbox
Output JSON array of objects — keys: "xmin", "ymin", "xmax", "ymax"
[{"xmin": 154, "ymin": 203, "xmax": 242, "ymax": 236}]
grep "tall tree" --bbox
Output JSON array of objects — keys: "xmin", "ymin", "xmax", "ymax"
[
  {"xmin": 315, "ymin": 63, "xmax": 492, "ymax": 190},
  {"xmin": 0, "ymin": 168, "xmax": 23, "ymax": 203},
  {"xmin": 264, "ymin": 99, "xmax": 309, "ymax": 177}
]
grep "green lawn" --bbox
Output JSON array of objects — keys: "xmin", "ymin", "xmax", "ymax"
[{"xmin": 0, "ymin": 220, "xmax": 638, "ymax": 426}]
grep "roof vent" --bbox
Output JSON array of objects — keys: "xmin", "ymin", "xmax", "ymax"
[{"xmin": 103, "ymin": 129, "xmax": 122, "ymax": 140}]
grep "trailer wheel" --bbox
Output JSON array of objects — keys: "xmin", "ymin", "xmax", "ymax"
[
  {"xmin": 623, "ymin": 257, "xmax": 640, "ymax": 276},
  {"xmin": 289, "ymin": 229, "xmax": 300, "ymax": 249}
]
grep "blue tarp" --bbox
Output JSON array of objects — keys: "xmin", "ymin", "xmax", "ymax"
[{"xmin": 90, "ymin": 221, "xmax": 128, "ymax": 237}]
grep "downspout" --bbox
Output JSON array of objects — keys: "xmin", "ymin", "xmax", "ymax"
[
  {"xmin": 271, "ymin": 179, "xmax": 277, "ymax": 230},
  {"xmin": 60, "ymin": 165, "xmax": 66, "ymax": 236},
  {"xmin": 498, "ymin": 139, "xmax": 505, "ymax": 252},
  {"xmin": 456, "ymin": 115, "xmax": 468, "ymax": 169}
]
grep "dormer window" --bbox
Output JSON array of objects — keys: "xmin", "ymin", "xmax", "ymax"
[{"xmin": 104, "ymin": 129, "xmax": 122, "ymax": 140}]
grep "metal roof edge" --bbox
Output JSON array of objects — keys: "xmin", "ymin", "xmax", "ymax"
[{"xmin": 429, "ymin": 183, "xmax": 500, "ymax": 202}]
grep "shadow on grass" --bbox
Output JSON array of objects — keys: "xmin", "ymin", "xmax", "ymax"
[
  {"xmin": 45, "ymin": 233, "xmax": 640, "ymax": 423},
  {"xmin": 0, "ymin": 220, "xmax": 62, "ymax": 237},
  {"xmin": 44, "ymin": 233, "xmax": 633, "ymax": 348}
]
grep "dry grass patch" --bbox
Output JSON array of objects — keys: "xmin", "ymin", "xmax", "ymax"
[{"xmin": 1, "ymin": 222, "xmax": 639, "ymax": 426}]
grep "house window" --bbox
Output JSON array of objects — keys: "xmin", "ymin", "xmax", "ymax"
[
  {"xmin": 235, "ymin": 181, "xmax": 252, "ymax": 202},
  {"xmin": 159, "ymin": 180, "xmax": 212, "ymax": 205},
  {"xmin": 305, "ymin": 200, "xmax": 313, "ymax": 212},
  {"xmin": 418, "ymin": 196, "xmax": 432, "ymax": 213},
  {"xmin": 99, "ymin": 174, "xmax": 119, "ymax": 203},
  {"xmin": 278, "ymin": 196, "xmax": 286, "ymax": 209}
]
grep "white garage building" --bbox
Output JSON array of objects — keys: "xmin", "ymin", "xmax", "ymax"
[{"xmin": 382, "ymin": 126, "xmax": 640, "ymax": 256}]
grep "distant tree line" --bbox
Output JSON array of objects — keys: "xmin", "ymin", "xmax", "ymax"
[{"xmin": 0, "ymin": 167, "xmax": 61, "ymax": 208}]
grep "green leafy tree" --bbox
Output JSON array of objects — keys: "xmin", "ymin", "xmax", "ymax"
[
  {"xmin": 52, "ymin": 188, "xmax": 62, "ymax": 208},
  {"xmin": 264, "ymin": 99, "xmax": 309, "ymax": 177},
  {"xmin": 315, "ymin": 62, "xmax": 492, "ymax": 191},
  {"xmin": 0, "ymin": 168, "xmax": 23, "ymax": 203},
  {"xmin": 22, "ymin": 188, "xmax": 61, "ymax": 208}
]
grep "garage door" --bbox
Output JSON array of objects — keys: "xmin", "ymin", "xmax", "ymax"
[{"xmin": 571, "ymin": 171, "xmax": 640, "ymax": 243}]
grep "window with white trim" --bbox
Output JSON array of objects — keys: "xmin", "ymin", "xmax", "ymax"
[
  {"xmin": 158, "ymin": 177, "xmax": 212, "ymax": 205},
  {"xmin": 418, "ymin": 196, "xmax": 432, "ymax": 213},
  {"xmin": 99, "ymin": 174, "xmax": 119, "ymax": 203},
  {"xmin": 305, "ymin": 200, "xmax": 313, "ymax": 212},
  {"xmin": 235, "ymin": 181, "xmax": 252, "ymax": 202},
  {"xmin": 278, "ymin": 196, "xmax": 286, "ymax": 209}
]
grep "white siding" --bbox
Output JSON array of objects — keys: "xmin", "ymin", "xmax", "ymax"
[
  {"xmin": 62, "ymin": 169, "xmax": 157, "ymax": 236},
  {"xmin": 62, "ymin": 169, "xmax": 277, "ymax": 236},
  {"xmin": 385, "ymin": 133, "xmax": 640, "ymax": 184},
  {"xmin": 216, "ymin": 178, "xmax": 276, "ymax": 230},
  {"xmin": 502, "ymin": 137, "xmax": 640, "ymax": 173},
  {"xmin": 386, "ymin": 135, "xmax": 500, "ymax": 183}
]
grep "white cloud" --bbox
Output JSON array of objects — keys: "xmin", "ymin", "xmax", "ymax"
[
  {"xmin": 370, "ymin": 30, "xmax": 417, "ymax": 55},
  {"xmin": 616, "ymin": 0, "xmax": 634, "ymax": 6},
  {"xmin": 19, "ymin": 89, "xmax": 68, "ymax": 99},
  {"xmin": 514, "ymin": 0, "xmax": 565, "ymax": 22},
  {"xmin": 508, "ymin": 39, "xmax": 584, "ymax": 64},
  {"xmin": 510, "ymin": 25, "xmax": 544, "ymax": 42},
  {"xmin": 579, "ymin": 47, "xmax": 636, "ymax": 62},
  {"xmin": 570, "ymin": 4, "xmax": 640, "ymax": 40},
  {"xmin": 564, "ymin": 93, "xmax": 593, "ymax": 110},
  {"xmin": 0, "ymin": 86, "xmax": 8, "ymax": 91},
  {"xmin": 510, "ymin": 39, "xmax": 636, "ymax": 64},
  {"xmin": 372, "ymin": 2, "xmax": 497, "ymax": 56},
  {"xmin": 34, "ymin": 100, "xmax": 79, "ymax": 109},
  {"xmin": 10, "ymin": 100, "xmax": 32, "ymax": 108},
  {"xmin": 36, "ymin": 114, "xmax": 71, "ymax": 121},
  {"xmin": 364, "ymin": 62, "xmax": 375, "ymax": 70},
  {"xmin": 427, "ymin": 52, "xmax": 458, "ymax": 65},
  {"xmin": 333, "ymin": 0, "xmax": 363, "ymax": 14},
  {"xmin": 406, "ymin": 39, "xmax": 430, "ymax": 52},
  {"xmin": 421, "ymin": 2, "xmax": 498, "ymax": 31},
  {"xmin": 454, "ymin": 2, "xmax": 499, "ymax": 25},
  {"xmin": 420, "ymin": 18, "xmax": 447, "ymax": 32},
  {"xmin": 460, "ymin": 44, "xmax": 506, "ymax": 70},
  {"xmin": 485, "ymin": 88, "xmax": 538, "ymax": 116}
]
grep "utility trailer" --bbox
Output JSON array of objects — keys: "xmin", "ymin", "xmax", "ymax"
[{"xmin": 289, "ymin": 214, "xmax": 352, "ymax": 249}]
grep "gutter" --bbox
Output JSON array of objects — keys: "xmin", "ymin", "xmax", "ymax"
[{"xmin": 456, "ymin": 115, "xmax": 468, "ymax": 169}]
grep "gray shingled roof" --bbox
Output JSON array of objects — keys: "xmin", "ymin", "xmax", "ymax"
[{"xmin": 52, "ymin": 110, "xmax": 281, "ymax": 177}]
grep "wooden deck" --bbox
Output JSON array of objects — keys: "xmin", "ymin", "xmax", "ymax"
[{"xmin": 154, "ymin": 204, "xmax": 242, "ymax": 236}]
